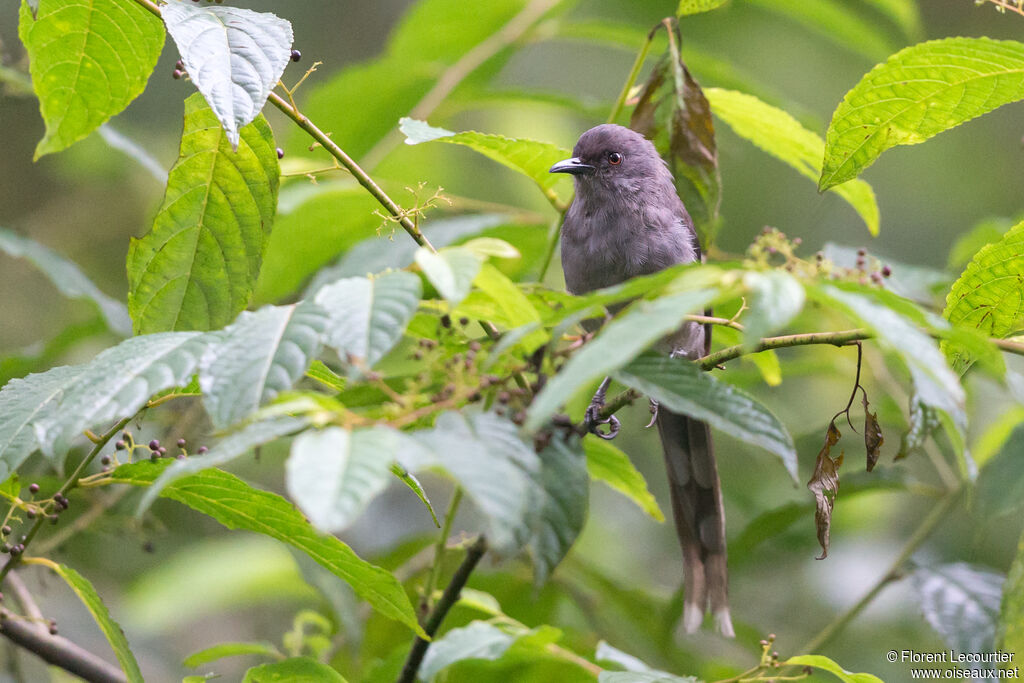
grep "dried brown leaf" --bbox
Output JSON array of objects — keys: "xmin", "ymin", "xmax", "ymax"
[
  {"xmin": 807, "ymin": 421, "xmax": 843, "ymax": 560},
  {"xmin": 630, "ymin": 23, "xmax": 721, "ymax": 249},
  {"xmin": 863, "ymin": 394, "xmax": 884, "ymax": 472}
]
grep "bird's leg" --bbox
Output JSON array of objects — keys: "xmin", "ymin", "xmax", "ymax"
[
  {"xmin": 584, "ymin": 377, "xmax": 620, "ymax": 440},
  {"xmin": 644, "ymin": 399, "xmax": 659, "ymax": 428}
]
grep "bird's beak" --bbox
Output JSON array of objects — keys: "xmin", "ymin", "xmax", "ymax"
[{"xmin": 549, "ymin": 157, "xmax": 595, "ymax": 176}]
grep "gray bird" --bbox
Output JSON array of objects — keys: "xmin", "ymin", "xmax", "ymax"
[{"xmin": 550, "ymin": 124, "xmax": 733, "ymax": 637}]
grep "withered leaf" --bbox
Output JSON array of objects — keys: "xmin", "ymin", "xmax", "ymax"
[
  {"xmin": 630, "ymin": 23, "xmax": 721, "ymax": 250},
  {"xmin": 863, "ymin": 394, "xmax": 884, "ymax": 472},
  {"xmin": 807, "ymin": 421, "xmax": 843, "ymax": 560}
]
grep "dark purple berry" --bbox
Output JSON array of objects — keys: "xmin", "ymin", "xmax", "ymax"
[
  {"xmin": 175, "ymin": 454, "xmax": 186, "ymax": 460},
  {"xmin": 459, "ymin": 317, "xmax": 469, "ymax": 326},
  {"xmin": 197, "ymin": 446, "xmax": 208, "ymax": 455},
  {"xmin": 49, "ymin": 515, "xmax": 59, "ymax": 524},
  {"xmin": 158, "ymin": 446, "xmax": 167, "ymax": 456},
  {"xmin": 143, "ymin": 541, "xmax": 155, "ymax": 553},
  {"xmin": 290, "ymin": 49, "xmax": 301, "ymax": 62},
  {"xmin": 882, "ymin": 265, "xmax": 892, "ymax": 277},
  {"xmin": 150, "ymin": 453, "xmax": 159, "ymax": 462},
  {"xmin": 2, "ymin": 526, "xmax": 10, "ymax": 536},
  {"xmin": 100, "ymin": 455, "xmax": 111, "ymax": 466},
  {"xmin": 276, "ymin": 147, "xmax": 284, "ymax": 159},
  {"xmin": 172, "ymin": 69, "xmax": 183, "ymax": 80},
  {"xmin": 9, "ymin": 546, "xmax": 20, "ymax": 556},
  {"xmin": 115, "ymin": 441, "xmax": 126, "ymax": 450},
  {"xmin": 26, "ymin": 509, "xmax": 35, "ymax": 519},
  {"xmin": 440, "ymin": 314, "xmax": 452, "ymax": 329},
  {"xmin": 28, "ymin": 483, "xmax": 39, "ymax": 494},
  {"xmin": 177, "ymin": 438, "xmax": 186, "ymax": 448},
  {"xmin": 175, "ymin": 59, "xmax": 184, "ymax": 70},
  {"xmin": 149, "ymin": 439, "xmax": 160, "ymax": 451},
  {"xmin": 857, "ymin": 248, "xmax": 866, "ymax": 257}
]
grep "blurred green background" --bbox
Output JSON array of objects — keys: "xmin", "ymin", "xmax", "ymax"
[{"xmin": 2, "ymin": 0, "xmax": 1023, "ymax": 680}]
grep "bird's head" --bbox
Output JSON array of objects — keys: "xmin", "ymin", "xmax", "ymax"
[{"xmin": 549, "ymin": 124, "xmax": 671, "ymax": 197}]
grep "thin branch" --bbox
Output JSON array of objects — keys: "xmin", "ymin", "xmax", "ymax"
[
  {"xmin": 607, "ymin": 22, "xmax": 661, "ymax": 124},
  {"xmin": 420, "ymin": 487, "xmax": 464, "ymax": 617},
  {"xmin": 4, "ymin": 571, "xmax": 45, "ymax": 628},
  {"xmin": 0, "ymin": 607, "xmax": 126, "ymax": 683},
  {"xmin": 699, "ymin": 328, "xmax": 870, "ymax": 370},
  {"xmin": 361, "ymin": 0, "xmax": 561, "ymax": 169},
  {"xmin": 398, "ymin": 536, "xmax": 488, "ymax": 683},
  {"xmin": 0, "ymin": 416, "xmax": 132, "ymax": 584},
  {"xmin": 798, "ymin": 488, "xmax": 962, "ymax": 654},
  {"xmin": 976, "ymin": 0, "xmax": 1024, "ymax": 18}
]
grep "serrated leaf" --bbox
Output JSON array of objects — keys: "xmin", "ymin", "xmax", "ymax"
[
  {"xmin": 677, "ymin": 0, "xmax": 728, "ymax": 16},
  {"xmin": 746, "ymin": 0, "xmax": 897, "ymax": 62},
  {"xmin": 999, "ymin": 531, "xmax": 1024, "ymax": 662},
  {"xmin": 38, "ymin": 562, "xmax": 143, "ymax": 682},
  {"xmin": 200, "ymin": 303, "xmax": 325, "ymax": 430},
  {"xmin": 705, "ymin": 88, "xmax": 879, "ymax": 235},
  {"xmin": 184, "ymin": 641, "xmax": 282, "ymax": 668},
  {"xmin": 783, "ymin": 655, "xmax": 883, "ymax": 683},
  {"xmin": 35, "ymin": 332, "xmax": 206, "ymax": 460},
  {"xmin": 526, "ymin": 289, "xmax": 716, "ymax": 431},
  {"xmin": 614, "ymin": 352, "xmax": 798, "ymax": 481},
  {"xmin": 583, "ymin": 437, "xmax": 663, "ymax": 522},
  {"xmin": 816, "ymin": 285, "xmax": 965, "ymax": 426},
  {"xmin": 944, "ymin": 219, "xmax": 1024, "ymax": 370},
  {"xmin": 948, "ymin": 217, "xmax": 1014, "ymax": 271},
  {"xmin": 137, "ymin": 416, "xmax": 306, "ymax": 515},
  {"xmin": 0, "ymin": 227, "xmax": 130, "ymax": 335},
  {"xmin": 0, "ymin": 365, "xmax": 83, "ymax": 481},
  {"xmin": 19, "ymin": 0, "xmax": 163, "ymax": 158},
  {"xmin": 162, "ymin": 1, "xmax": 292, "ymax": 149},
  {"xmin": 314, "ymin": 271, "xmax": 422, "ymax": 371},
  {"xmin": 530, "ymin": 433, "xmax": 588, "ymax": 586},
  {"xmin": 820, "ymin": 38, "xmax": 1024, "ymax": 190},
  {"xmin": 127, "ymin": 94, "xmax": 279, "ymax": 335},
  {"xmin": 630, "ymin": 40, "xmax": 721, "ymax": 247},
  {"xmin": 286, "ymin": 427, "xmax": 398, "ymax": 533},
  {"xmin": 243, "ymin": 657, "xmax": 346, "ymax": 682},
  {"xmin": 400, "ymin": 118, "xmax": 572, "ymax": 208},
  {"xmin": 403, "ymin": 411, "xmax": 540, "ymax": 553},
  {"xmin": 415, "ymin": 247, "xmax": 483, "ymax": 307},
  {"xmin": 913, "ymin": 562, "xmax": 1004, "ymax": 655},
  {"xmin": 741, "ymin": 270, "xmax": 805, "ymax": 347},
  {"xmin": 111, "ymin": 461, "xmax": 426, "ymax": 638}
]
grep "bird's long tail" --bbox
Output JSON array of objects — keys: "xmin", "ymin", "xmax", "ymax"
[{"xmin": 656, "ymin": 409, "xmax": 734, "ymax": 637}]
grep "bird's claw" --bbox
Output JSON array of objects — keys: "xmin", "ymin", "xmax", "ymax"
[
  {"xmin": 584, "ymin": 401, "xmax": 620, "ymax": 440},
  {"xmin": 644, "ymin": 399, "xmax": 659, "ymax": 428}
]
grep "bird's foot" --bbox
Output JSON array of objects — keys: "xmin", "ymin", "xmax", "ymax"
[
  {"xmin": 644, "ymin": 399, "xmax": 659, "ymax": 428},
  {"xmin": 584, "ymin": 397, "xmax": 620, "ymax": 440}
]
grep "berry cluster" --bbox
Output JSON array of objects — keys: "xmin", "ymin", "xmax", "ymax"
[{"xmin": 746, "ymin": 226, "xmax": 893, "ymax": 286}]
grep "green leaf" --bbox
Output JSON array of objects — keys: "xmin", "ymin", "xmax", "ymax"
[
  {"xmin": 912, "ymin": 562, "xmax": 1004, "ymax": 654},
  {"xmin": 614, "ymin": 352, "xmax": 798, "ymax": 481},
  {"xmin": 184, "ymin": 642, "xmax": 282, "ymax": 668},
  {"xmin": 599, "ymin": 673, "xmax": 697, "ymax": 683},
  {"xmin": 630, "ymin": 38, "xmax": 721, "ymax": 247},
  {"xmin": 415, "ymin": 246, "xmax": 483, "ymax": 307},
  {"xmin": 783, "ymin": 655, "xmax": 883, "ymax": 683},
  {"xmin": 0, "ymin": 365, "xmax": 83, "ymax": 481},
  {"xmin": 677, "ymin": 0, "xmax": 728, "ymax": 16},
  {"xmin": 419, "ymin": 621, "xmax": 563, "ymax": 681},
  {"xmin": 595, "ymin": 641, "xmax": 658, "ymax": 673},
  {"xmin": 286, "ymin": 427, "xmax": 398, "ymax": 533},
  {"xmin": 861, "ymin": 0, "xmax": 923, "ymax": 40},
  {"xmin": 111, "ymin": 461, "xmax": 426, "ymax": 638},
  {"xmin": 162, "ymin": 2, "xmax": 293, "ymax": 149},
  {"xmin": 530, "ymin": 433, "xmax": 588, "ymax": 586},
  {"xmin": 583, "ymin": 437, "xmax": 663, "ymax": 522},
  {"xmin": 745, "ymin": 0, "xmax": 897, "ymax": 62},
  {"xmin": 469, "ymin": 264, "xmax": 546, "ymax": 347},
  {"xmin": 944, "ymin": 219, "xmax": 1024, "ymax": 369},
  {"xmin": 705, "ymin": 88, "xmax": 879, "ymax": 235},
  {"xmin": 18, "ymin": 0, "xmax": 163, "ymax": 158},
  {"xmin": 999, "ymin": 530, "xmax": 1024, "ymax": 663},
  {"xmin": 35, "ymin": 332, "xmax": 207, "ymax": 460},
  {"xmin": 314, "ymin": 271, "xmax": 423, "ymax": 371},
  {"xmin": 975, "ymin": 406, "xmax": 1024, "ymax": 468},
  {"xmin": 127, "ymin": 94, "xmax": 279, "ymax": 334},
  {"xmin": 948, "ymin": 216, "xmax": 1014, "ymax": 270},
  {"xmin": 200, "ymin": 303, "xmax": 326, "ymax": 430},
  {"xmin": 38, "ymin": 562, "xmax": 143, "ymax": 682},
  {"xmin": 391, "ymin": 463, "xmax": 439, "ymax": 527},
  {"xmin": 138, "ymin": 416, "xmax": 307, "ymax": 515},
  {"xmin": 815, "ymin": 285, "xmax": 965, "ymax": 425},
  {"xmin": 526, "ymin": 289, "xmax": 716, "ymax": 432},
  {"xmin": 400, "ymin": 118, "xmax": 572, "ymax": 209},
  {"xmin": 403, "ymin": 411, "xmax": 540, "ymax": 553},
  {"xmin": 243, "ymin": 657, "xmax": 347, "ymax": 682},
  {"xmin": 0, "ymin": 227, "xmax": 131, "ymax": 335},
  {"xmin": 820, "ymin": 38, "xmax": 1024, "ymax": 190},
  {"xmin": 741, "ymin": 270, "xmax": 805, "ymax": 347}
]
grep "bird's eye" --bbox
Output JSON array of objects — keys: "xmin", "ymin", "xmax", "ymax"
[{"xmin": 607, "ymin": 152, "xmax": 622, "ymax": 165}]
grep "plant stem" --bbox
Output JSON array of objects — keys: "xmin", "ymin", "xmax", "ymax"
[
  {"xmin": 0, "ymin": 417, "xmax": 132, "ymax": 584},
  {"xmin": 977, "ymin": 0, "xmax": 1024, "ymax": 18},
  {"xmin": 0, "ymin": 605, "xmax": 126, "ymax": 683},
  {"xmin": 798, "ymin": 487, "xmax": 962, "ymax": 654},
  {"xmin": 699, "ymin": 328, "xmax": 869, "ymax": 370},
  {"xmin": 398, "ymin": 536, "xmax": 488, "ymax": 683},
  {"xmin": 607, "ymin": 22, "xmax": 660, "ymax": 124},
  {"xmin": 537, "ymin": 215, "xmax": 564, "ymax": 283},
  {"xmin": 420, "ymin": 487, "xmax": 464, "ymax": 617}
]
